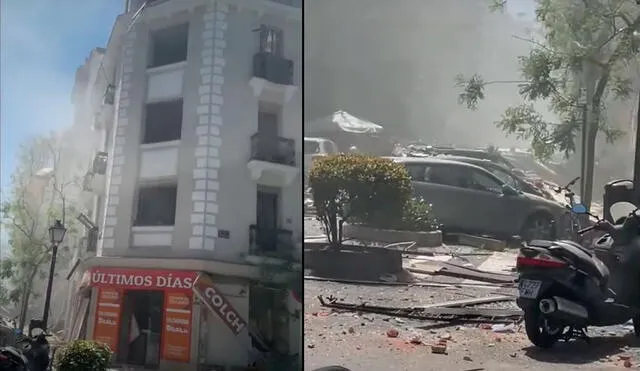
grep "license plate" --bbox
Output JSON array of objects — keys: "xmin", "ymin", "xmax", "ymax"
[{"xmin": 518, "ymin": 279, "xmax": 542, "ymax": 299}]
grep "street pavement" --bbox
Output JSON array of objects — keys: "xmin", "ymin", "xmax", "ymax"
[{"xmin": 303, "ymin": 217, "xmax": 640, "ymax": 370}]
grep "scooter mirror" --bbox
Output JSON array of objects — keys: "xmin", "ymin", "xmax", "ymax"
[{"xmin": 572, "ymin": 204, "xmax": 587, "ymax": 214}]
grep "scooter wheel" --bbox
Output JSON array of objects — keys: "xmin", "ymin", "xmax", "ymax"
[{"xmin": 524, "ymin": 308, "xmax": 564, "ymax": 348}]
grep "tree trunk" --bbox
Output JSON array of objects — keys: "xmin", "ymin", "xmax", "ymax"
[
  {"xmin": 18, "ymin": 267, "xmax": 39, "ymax": 330},
  {"xmin": 634, "ymin": 89, "xmax": 640, "ymax": 203},
  {"xmin": 582, "ymin": 124, "xmax": 599, "ymax": 210},
  {"xmin": 581, "ymin": 69, "xmax": 610, "ymax": 210},
  {"xmin": 18, "ymin": 284, "xmax": 30, "ymax": 330}
]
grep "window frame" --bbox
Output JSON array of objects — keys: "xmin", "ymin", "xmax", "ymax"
[
  {"xmin": 148, "ymin": 23, "xmax": 190, "ymax": 68},
  {"xmin": 142, "ymin": 98, "xmax": 184, "ymax": 144},
  {"xmin": 133, "ymin": 182, "xmax": 178, "ymax": 227}
]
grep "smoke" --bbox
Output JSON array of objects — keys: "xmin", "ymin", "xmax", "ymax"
[
  {"xmin": 305, "ymin": 0, "xmax": 548, "ymax": 148},
  {"xmin": 0, "ymin": 1, "xmax": 120, "ymax": 192},
  {"xmin": 0, "ymin": 0, "xmax": 121, "ymax": 324}
]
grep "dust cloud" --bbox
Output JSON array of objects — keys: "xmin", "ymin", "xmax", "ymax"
[{"xmin": 304, "ymin": 0, "xmax": 547, "ymax": 148}]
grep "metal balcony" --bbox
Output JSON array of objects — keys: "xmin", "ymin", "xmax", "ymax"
[
  {"xmin": 248, "ymin": 224, "xmax": 294, "ymax": 258},
  {"xmin": 252, "ymin": 52, "xmax": 294, "ymax": 86},
  {"xmin": 250, "ymin": 133, "xmax": 295, "ymax": 166},
  {"xmin": 249, "ymin": 52, "xmax": 297, "ymax": 104},
  {"xmin": 247, "ymin": 133, "xmax": 298, "ymax": 187},
  {"xmin": 267, "ymin": 0, "xmax": 301, "ymax": 7}
]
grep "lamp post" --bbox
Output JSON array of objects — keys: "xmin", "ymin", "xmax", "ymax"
[{"xmin": 42, "ymin": 220, "xmax": 67, "ymax": 330}]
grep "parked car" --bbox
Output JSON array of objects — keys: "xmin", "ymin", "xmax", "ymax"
[
  {"xmin": 434, "ymin": 155, "xmax": 549, "ymax": 198},
  {"xmin": 389, "ymin": 157, "xmax": 567, "ymax": 240},
  {"xmin": 304, "ymin": 137, "xmax": 339, "ymax": 179},
  {"xmin": 407, "ymin": 146, "xmax": 516, "ymax": 169}
]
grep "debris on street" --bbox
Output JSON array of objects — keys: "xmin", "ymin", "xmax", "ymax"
[
  {"xmin": 408, "ymin": 259, "xmax": 516, "ymax": 284},
  {"xmin": 453, "ymin": 234, "xmax": 509, "ymax": 251},
  {"xmin": 420, "ymin": 295, "xmax": 514, "ymax": 309},
  {"xmin": 317, "ymin": 295, "xmax": 523, "ymax": 324}
]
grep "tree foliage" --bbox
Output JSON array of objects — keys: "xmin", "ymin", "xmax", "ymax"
[
  {"xmin": 309, "ymin": 154, "xmax": 413, "ymax": 247},
  {"xmin": 0, "ymin": 134, "xmax": 85, "ymax": 326},
  {"xmin": 456, "ymin": 0, "xmax": 640, "ymax": 161}
]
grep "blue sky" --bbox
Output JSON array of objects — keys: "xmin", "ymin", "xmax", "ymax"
[
  {"xmin": 0, "ymin": 0, "xmax": 122, "ymax": 195},
  {"xmin": 0, "ymin": 1, "xmax": 122, "ymax": 253}
]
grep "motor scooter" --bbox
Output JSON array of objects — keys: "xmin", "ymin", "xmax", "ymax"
[
  {"xmin": 515, "ymin": 202, "xmax": 640, "ymax": 348},
  {"xmin": 0, "ymin": 323, "xmax": 51, "ymax": 371}
]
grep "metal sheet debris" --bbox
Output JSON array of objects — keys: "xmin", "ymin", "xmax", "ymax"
[
  {"xmin": 408, "ymin": 260, "xmax": 515, "ymax": 284},
  {"xmin": 317, "ymin": 296, "xmax": 523, "ymax": 324}
]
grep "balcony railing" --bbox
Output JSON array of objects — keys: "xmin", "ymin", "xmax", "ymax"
[
  {"xmin": 252, "ymin": 52, "xmax": 294, "ymax": 86},
  {"xmin": 250, "ymin": 133, "xmax": 296, "ymax": 166},
  {"xmin": 267, "ymin": 0, "xmax": 301, "ymax": 7},
  {"xmin": 249, "ymin": 225, "xmax": 294, "ymax": 257}
]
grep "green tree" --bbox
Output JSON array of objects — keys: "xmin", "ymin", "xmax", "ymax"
[
  {"xmin": 456, "ymin": 0, "xmax": 640, "ymax": 208},
  {"xmin": 0, "ymin": 134, "xmax": 84, "ymax": 328}
]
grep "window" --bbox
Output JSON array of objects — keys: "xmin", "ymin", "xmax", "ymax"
[
  {"xmin": 134, "ymin": 184, "xmax": 177, "ymax": 226},
  {"xmin": 489, "ymin": 167, "xmax": 518, "ymax": 189},
  {"xmin": 148, "ymin": 23, "xmax": 189, "ymax": 68},
  {"xmin": 465, "ymin": 169, "xmax": 503, "ymax": 193},
  {"xmin": 404, "ymin": 164, "xmax": 427, "ymax": 181},
  {"xmin": 259, "ymin": 25, "xmax": 284, "ymax": 56},
  {"xmin": 249, "ymin": 286, "xmax": 289, "ymax": 354},
  {"xmin": 143, "ymin": 99, "xmax": 183, "ymax": 144},
  {"xmin": 424, "ymin": 165, "xmax": 466, "ymax": 187}
]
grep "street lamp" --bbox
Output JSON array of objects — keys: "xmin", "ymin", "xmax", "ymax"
[{"xmin": 42, "ymin": 220, "xmax": 66, "ymax": 330}]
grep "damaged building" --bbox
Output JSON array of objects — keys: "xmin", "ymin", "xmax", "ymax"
[{"xmin": 63, "ymin": 0, "xmax": 302, "ymax": 369}]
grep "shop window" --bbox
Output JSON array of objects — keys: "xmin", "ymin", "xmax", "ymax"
[
  {"xmin": 148, "ymin": 23, "xmax": 189, "ymax": 68},
  {"xmin": 134, "ymin": 184, "xmax": 177, "ymax": 226},
  {"xmin": 117, "ymin": 290, "xmax": 164, "ymax": 366},
  {"xmin": 249, "ymin": 286, "xmax": 289, "ymax": 354},
  {"xmin": 142, "ymin": 99, "xmax": 183, "ymax": 144}
]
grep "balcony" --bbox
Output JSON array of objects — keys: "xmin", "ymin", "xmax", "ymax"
[
  {"xmin": 268, "ymin": 0, "xmax": 301, "ymax": 7},
  {"xmin": 82, "ymin": 152, "xmax": 108, "ymax": 195},
  {"xmin": 249, "ymin": 52, "xmax": 297, "ymax": 104},
  {"xmin": 248, "ymin": 224, "xmax": 295, "ymax": 259},
  {"xmin": 247, "ymin": 133, "xmax": 298, "ymax": 187}
]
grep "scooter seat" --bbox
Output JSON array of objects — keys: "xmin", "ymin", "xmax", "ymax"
[
  {"xmin": 550, "ymin": 241, "xmax": 610, "ymax": 284},
  {"xmin": 529, "ymin": 239, "xmax": 609, "ymax": 283}
]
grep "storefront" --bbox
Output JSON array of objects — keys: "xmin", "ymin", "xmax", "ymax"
[
  {"xmin": 87, "ymin": 267, "xmax": 198, "ymax": 368},
  {"xmin": 70, "ymin": 264, "xmax": 301, "ymax": 370}
]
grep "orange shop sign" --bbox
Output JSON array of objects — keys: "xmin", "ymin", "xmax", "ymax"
[
  {"xmin": 161, "ymin": 292, "xmax": 192, "ymax": 363},
  {"xmin": 193, "ymin": 273, "xmax": 247, "ymax": 335},
  {"xmin": 93, "ymin": 287, "xmax": 122, "ymax": 352},
  {"xmin": 88, "ymin": 268, "xmax": 198, "ymax": 291}
]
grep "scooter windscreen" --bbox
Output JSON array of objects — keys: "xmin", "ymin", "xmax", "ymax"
[{"xmin": 610, "ymin": 201, "xmax": 637, "ymax": 224}]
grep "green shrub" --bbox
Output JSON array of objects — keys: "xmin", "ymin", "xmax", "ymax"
[
  {"xmin": 54, "ymin": 340, "xmax": 112, "ymax": 371},
  {"xmin": 308, "ymin": 154, "xmax": 413, "ymax": 245},
  {"xmin": 387, "ymin": 198, "xmax": 440, "ymax": 232}
]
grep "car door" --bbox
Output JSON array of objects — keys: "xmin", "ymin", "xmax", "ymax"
[
  {"xmin": 419, "ymin": 163, "xmax": 472, "ymax": 231},
  {"xmin": 403, "ymin": 163, "xmax": 457, "ymax": 227},
  {"xmin": 455, "ymin": 167, "xmax": 516, "ymax": 234}
]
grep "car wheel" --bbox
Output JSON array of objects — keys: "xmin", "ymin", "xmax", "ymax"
[{"xmin": 521, "ymin": 212, "xmax": 554, "ymax": 241}]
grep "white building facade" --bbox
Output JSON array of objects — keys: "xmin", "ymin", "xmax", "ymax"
[{"xmin": 66, "ymin": 1, "xmax": 302, "ymax": 369}]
